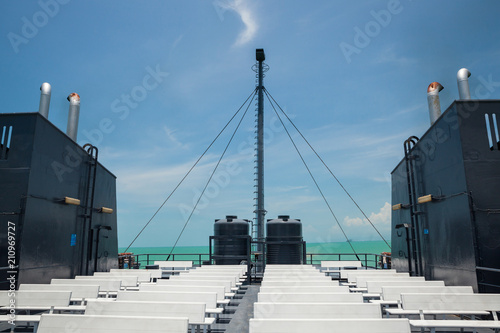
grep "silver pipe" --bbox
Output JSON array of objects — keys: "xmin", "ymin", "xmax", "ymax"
[
  {"xmin": 38, "ymin": 82, "xmax": 51, "ymax": 118},
  {"xmin": 427, "ymin": 82, "xmax": 444, "ymax": 125},
  {"xmin": 457, "ymin": 68, "xmax": 471, "ymax": 100},
  {"xmin": 66, "ymin": 92, "xmax": 80, "ymax": 141}
]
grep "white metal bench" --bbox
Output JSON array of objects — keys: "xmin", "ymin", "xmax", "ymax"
[
  {"xmin": 249, "ymin": 318, "xmax": 411, "ymax": 333},
  {"xmin": 19, "ymin": 284, "xmax": 100, "ymax": 303},
  {"xmin": 86, "ymin": 300, "xmax": 214, "ymax": 333},
  {"xmin": 262, "ymin": 277, "xmax": 332, "ymax": 283},
  {"xmin": 116, "ymin": 290, "xmax": 222, "ymax": 316},
  {"xmin": 36, "ymin": 313, "xmax": 188, "ymax": 333},
  {"xmin": 353, "ymin": 276, "xmax": 425, "ymax": 289},
  {"xmin": 347, "ymin": 272, "xmax": 409, "ymax": 283},
  {"xmin": 386, "ymin": 293, "xmax": 500, "ymax": 332},
  {"xmin": 0, "ymin": 290, "xmax": 73, "ymax": 310},
  {"xmin": 381, "ymin": 285, "xmax": 473, "ymax": 304},
  {"xmin": 154, "ymin": 260, "xmax": 193, "ymax": 276},
  {"xmin": 366, "ymin": 280, "xmax": 445, "ymax": 294},
  {"xmin": 0, "ymin": 290, "xmax": 75, "ymax": 332},
  {"xmin": 75, "ymin": 275, "xmax": 138, "ymax": 288},
  {"xmin": 139, "ymin": 284, "xmax": 231, "ymax": 305},
  {"xmin": 259, "ymin": 285, "xmax": 350, "ymax": 294},
  {"xmin": 94, "ymin": 271, "xmax": 152, "ymax": 283},
  {"xmin": 52, "ymin": 278, "xmax": 121, "ymax": 298},
  {"xmin": 254, "ymin": 302, "xmax": 381, "ymax": 319},
  {"xmin": 261, "ymin": 280, "xmax": 339, "ymax": 287},
  {"xmin": 257, "ymin": 292, "xmax": 363, "ymax": 303},
  {"xmin": 321, "ymin": 260, "xmax": 362, "ymax": 276},
  {"xmin": 321, "ymin": 260, "xmax": 362, "ymax": 268},
  {"xmin": 156, "ymin": 278, "xmax": 233, "ymax": 293},
  {"xmin": 340, "ymin": 269, "xmax": 397, "ymax": 279},
  {"xmin": 169, "ymin": 274, "xmax": 239, "ymax": 287}
]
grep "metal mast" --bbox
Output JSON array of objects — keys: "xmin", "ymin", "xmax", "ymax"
[{"xmin": 254, "ymin": 49, "xmax": 267, "ymax": 253}]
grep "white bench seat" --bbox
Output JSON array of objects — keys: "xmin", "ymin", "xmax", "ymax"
[
  {"xmin": 258, "ymin": 292, "xmax": 363, "ymax": 303},
  {"xmin": 254, "ymin": 302, "xmax": 381, "ymax": 319},
  {"xmin": 409, "ymin": 319, "xmax": 500, "ymax": 333},
  {"xmin": 259, "ymin": 286, "xmax": 350, "ymax": 294},
  {"xmin": 51, "ymin": 278, "xmax": 122, "ymax": 297},
  {"xmin": 261, "ymin": 280, "xmax": 339, "ymax": 287},
  {"xmin": 156, "ymin": 278, "xmax": 233, "ymax": 293},
  {"xmin": 36, "ymin": 313, "xmax": 188, "ymax": 333},
  {"xmin": 139, "ymin": 284, "xmax": 228, "ymax": 304},
  {"xmin": 75, "ymin": 275, "xmax": 138, "ymax": 288},
  {"xmin": 386, "ymin": 292, "xmax": 500, "ymax": 320},
  {"xmin": 116, "ymin": 291, "xmax": 221, "ymax": 314},
  {"xmin": 19, "ymin": 284, "xmax": 100, "ymax": 303},
  {"xmin": 86, "ymin": 300, "xmax": 214, "ymax": 333},
  {"xmin": 249, "ymin": 318, "xmax": 411, "ymax": 333}
]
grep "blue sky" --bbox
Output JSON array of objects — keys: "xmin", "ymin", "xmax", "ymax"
[{"xmin": 1, "ymin": 1, "xmax": 500, "ymax": 248}]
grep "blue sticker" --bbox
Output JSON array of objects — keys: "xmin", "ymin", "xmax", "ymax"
[
  {"xmin": 70, "ymin": 234, "xmax": 76, "ymax": 246},
  {"xmin": 423, "ymin": 229, "xmax": 429, "ymax": 235}
]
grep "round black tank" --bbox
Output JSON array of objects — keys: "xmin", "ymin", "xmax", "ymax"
[
  {"xmin": 266, "ymin": 215, "xmax": 303, "ymax": 264},
  {"xmin": 214, "ymin": 215, "xmax": 249, "ymax": 265}
]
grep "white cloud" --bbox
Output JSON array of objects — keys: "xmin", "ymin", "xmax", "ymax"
[
  {"xmin": 344, "ymin": 202, "xmax": 391, "ymax": 227},
  {"xmin": 163, "ymin": 126, "xmax": 189, "ymax": 149},
  {"xmin": 218, "ymin": 0, "xmax": 258, "ymax": 46}
]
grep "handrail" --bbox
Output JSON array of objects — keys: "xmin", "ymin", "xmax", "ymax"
[
  {"xmin": 476, "ymin": 266, "xmax": 500, "ymax": 273},
  {"xmin": 123, "ymin": 252, "xmax": 390, "ymax": 270}
]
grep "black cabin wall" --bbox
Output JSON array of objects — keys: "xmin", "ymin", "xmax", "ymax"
[
  {"xmin": 0, "ymin": 113, "xmax": 118, "ymax": 289},
  {"xmin": 392, "ymin": 101, "xmax": 500, "ymax": 292}
]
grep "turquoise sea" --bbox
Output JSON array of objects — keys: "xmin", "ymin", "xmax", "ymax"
[{"xmin": 119, "ymin": 240, "xmax": 391, "ymax": 267}]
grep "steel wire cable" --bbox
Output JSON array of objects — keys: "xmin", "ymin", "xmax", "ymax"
[
  {"xmin": 166, "ymin": 91, "xmax": 255, "ymax": 260},
  {"xmin": 264, "ymin": 90, "xmax": 360, "ymax": 260},
  {"xmin": 265, "ymin": 88, "xmax": 391, "ymax": 250},
  {"xmin": 124, "ymin": 88, "xmax": 257, "ymax": 252}
]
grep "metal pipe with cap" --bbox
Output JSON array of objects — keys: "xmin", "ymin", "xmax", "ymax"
[
  {"xmin": 457, "ymin": 68, "xmax": 471, "ymax": 100},
  {"xmin": 66, "ymin": 92, "xmax": 80, "ymax": 141},
  {"xmin": 427, "ymin": 82, "xmax": 444, "ymax": 125},
  {"xmin": 38, "ymin": 82, "xmax": 51, "ymax": 118}
]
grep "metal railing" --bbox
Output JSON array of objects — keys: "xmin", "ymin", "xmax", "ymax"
[{"xmin": 124, "ymin": 252, "xmax": 391, "ymax": 270}]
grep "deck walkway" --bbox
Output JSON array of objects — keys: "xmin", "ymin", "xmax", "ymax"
[{"xmin": 225, "ymin": 285, "xmax": 260, "ymax": 333}]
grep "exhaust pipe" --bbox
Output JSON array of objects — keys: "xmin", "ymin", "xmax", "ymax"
[
  {"xmin": 66, "ymin": 93, "xmax": 80, "ymax": 141},
  {"xmin": 427, "ymin": 82, "xmax": 444, "ymax": 125},
  {"xmin": 38, "ymin": 82, "xmax": 51, "ymax": 118},
  {"xmin": 457, "ymin": 68, "xmax": 471, "ymax": 100}
]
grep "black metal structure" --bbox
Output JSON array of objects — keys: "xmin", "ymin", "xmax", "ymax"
[
  {"xmin": 213, "ymin": 215, "xmax": 250, "ymax": 265},
  {"xmin": 0, "ymin": 113, "xmax": 118, "ymax": 289},
  {"xmin": 209, "ymin": 234, "xmax": 251, "ymax": 283},
  {"xmin": 391, "ymin": 100, "xmax": 500, "ymax": 292},
  {"xmin": 254, "ymin": 48, "xmax": 267, "ymax": 253},
  {"xmin": 266, "ymin": 215, "xmax": 306, "ymax": 264}
]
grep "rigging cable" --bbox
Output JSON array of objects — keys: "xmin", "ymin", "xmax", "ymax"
[
  {"xmin": 166, "ymin": 89, "xmax": 255, "ymax": 260},
  {"xmin": 265, "ymin": 88, "xmax": 391, "ymax": 250},
  {"xmin": 264, "ymin": 89, "xmax": 360, "ymax": 260},
  {"xmin": 124, "ymin": 88, "xmax": 257, "ymax": 252}
]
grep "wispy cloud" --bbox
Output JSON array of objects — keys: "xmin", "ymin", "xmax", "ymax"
[
  {"xmin": 373, "ymin": 45, "xmax": 417, "ymax": 66},
  {"xmin": 163, "ymin": 126, "xmax": 189, "ymax": 149},
  {"xmin": 218, "ymin": 0, "xmax": 258, "ymax": 46}
]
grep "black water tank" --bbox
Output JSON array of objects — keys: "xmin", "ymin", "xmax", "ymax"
[
  {"xmin": 214, "ymin": 215, "xmax": 250, "ymax": 265},
  {"xmin": 266, "ymin": 215, "xmax": 303, "ymax": 264}
]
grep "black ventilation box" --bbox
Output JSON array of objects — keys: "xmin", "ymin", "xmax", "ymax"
[
  {"xmin": 0, "ymin": 112, "xmax": 118, "ymax": 289},
  {"xmin": 391, "ymin": 100, "xmax": 500, "ymax": 292}
]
